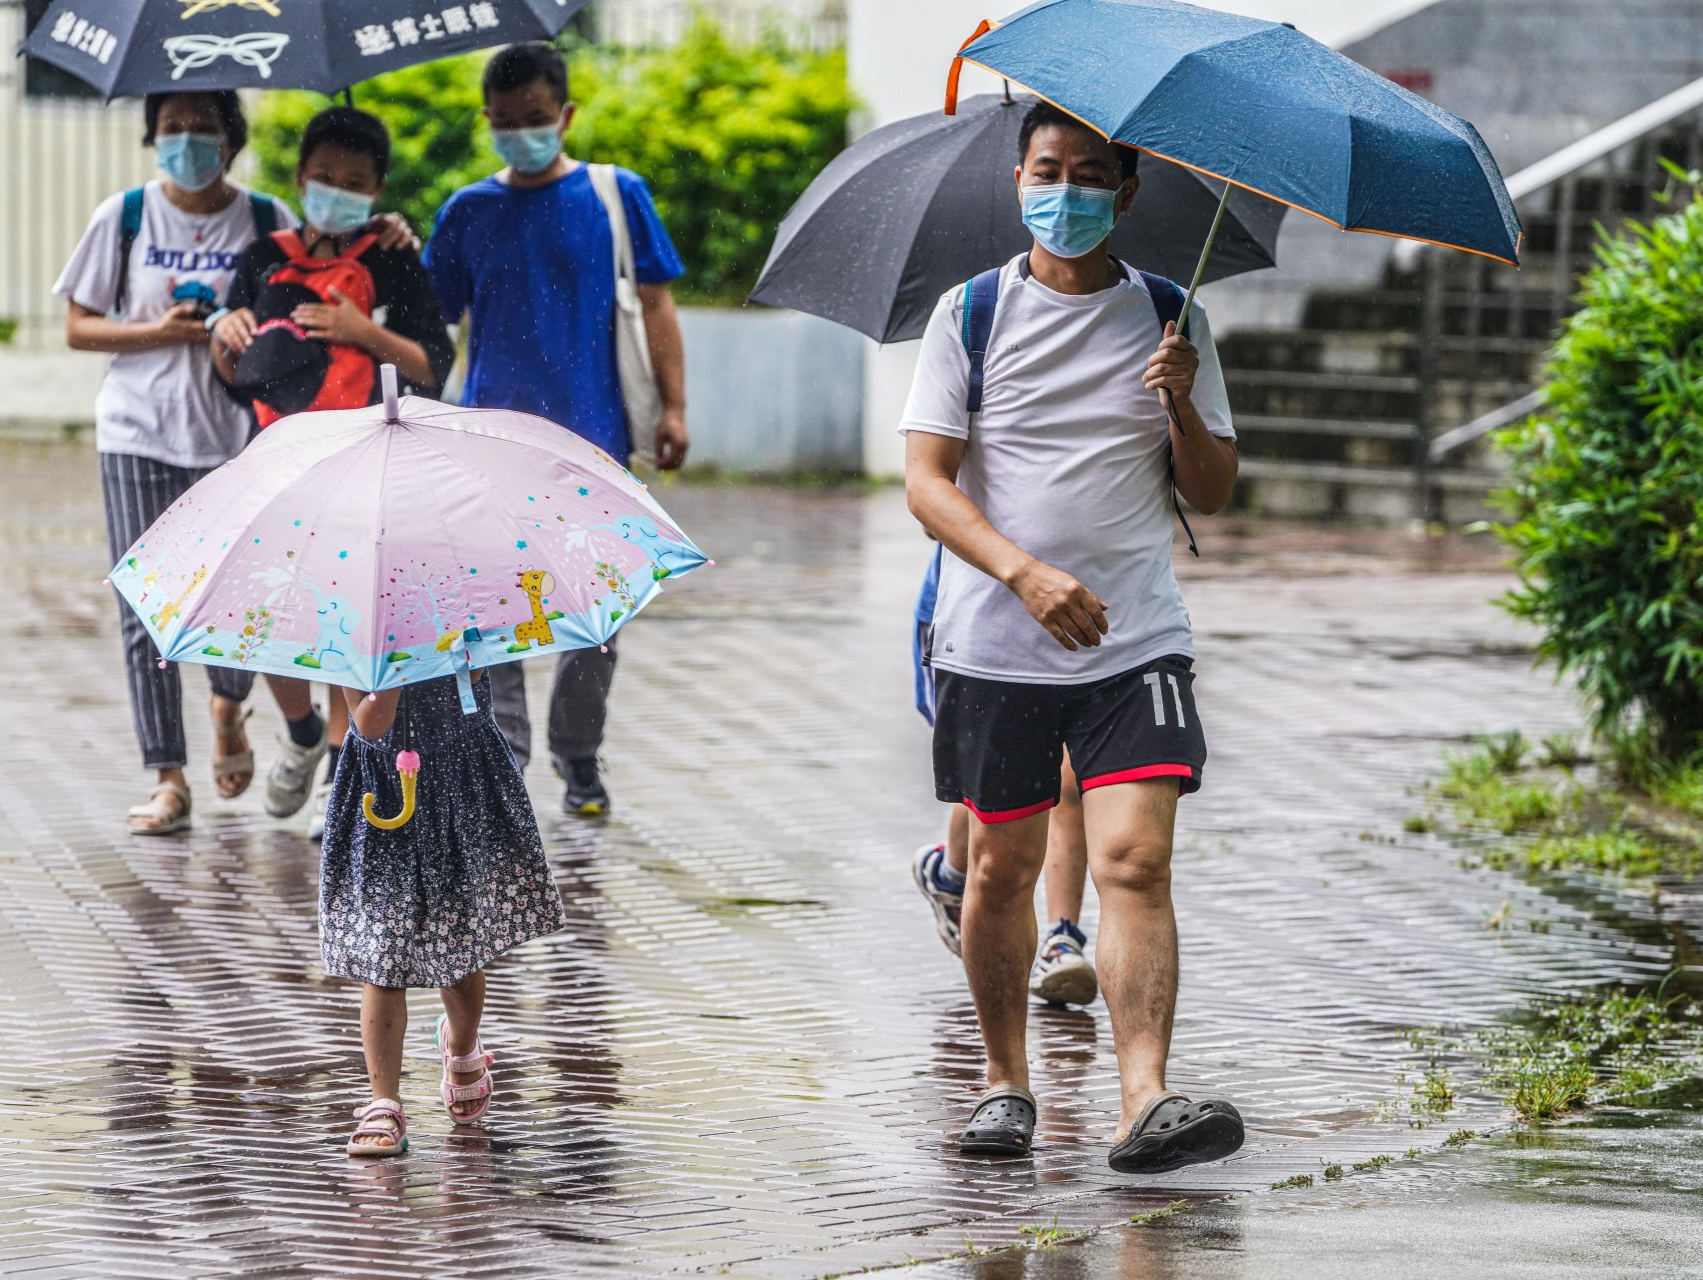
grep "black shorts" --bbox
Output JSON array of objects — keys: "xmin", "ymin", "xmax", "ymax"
[{"xmin": 932, "ymin": 654, "xmax": 1207, "ymax": 823}]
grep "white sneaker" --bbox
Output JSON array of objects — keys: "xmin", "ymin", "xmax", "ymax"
[
  {"xmin": 307, "ymin": 778, "xmax": 332, "ymax": 841},
  {"xmin": 1030, "ymin": 923, "xmax": 1098, "ymax": 1007},
  {"xmin": 265, "ymin": 718, "xmax": 328, "ymax": 818},
  {"xmin": 911, "ymin": 842, "xmax": 964, "ymax": 958}
]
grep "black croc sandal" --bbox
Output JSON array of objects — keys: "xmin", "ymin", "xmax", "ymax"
[
  {"xmin": 1108, "ymin": 1090, "xmax": 1244, "ymax": 1175},
  {"xmin": 960, "ymin": 1084, "xmax": 1037, "ymax": 1156}
]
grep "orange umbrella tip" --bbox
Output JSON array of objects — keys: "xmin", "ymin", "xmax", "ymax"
[{"xmin": 945, "ymin": 18, "xmax": 994, "ymax": 116}]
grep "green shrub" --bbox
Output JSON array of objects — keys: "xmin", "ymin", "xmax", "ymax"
[
  {"xmin": 250, "ymin": 20, "xmax": 854, "ymax": 304},
  {"xmin": 1494, "ymin": 179, "xmax": 1703, "ymax": 763},
  {"xmin": 569, "ymin": 21, "xmax": 853, "ymax": 303}
]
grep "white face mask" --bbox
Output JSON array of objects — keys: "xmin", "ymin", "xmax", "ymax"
[{"xmin": 302, "ymin": 180, "xmax": 375, "ymax": 235}]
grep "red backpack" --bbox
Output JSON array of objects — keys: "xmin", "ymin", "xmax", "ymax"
[{"xmin": 234, "ymin": 229, "xmax": 382, "ymax": 427}]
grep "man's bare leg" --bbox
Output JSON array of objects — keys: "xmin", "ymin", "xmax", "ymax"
[
  {"xmin": 1080, "ymin": 778, "xmax": 1179, "ymax": 1137},
  {"xmin": 961, "ymin": 809, "xmax": 1050, "ymax": 1089}
]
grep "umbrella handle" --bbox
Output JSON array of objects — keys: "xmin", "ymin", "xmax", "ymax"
[
  {"xmin": 1176, "ymin": 180, "xmax": 1233, "ymax": 333},
  {"xmin": 363, "ymin": 750, "xmax": 420, "ymax": 830},
  {"xmin": 381, "ymin": 363, "xmax": 399, "ymax": 423}
]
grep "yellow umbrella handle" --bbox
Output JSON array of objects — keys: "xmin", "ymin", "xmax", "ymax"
[{"xmin": 363, "ymin": 750, "xmax": 421, "ymax": 830}]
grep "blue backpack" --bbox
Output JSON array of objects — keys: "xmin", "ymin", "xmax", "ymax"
[
  {"xmin": 113, "ymin": 185, "xmax": 278, "ymax": 315},
  {"xmin": 958, "ymin": 261, "xmax": 1199, "ymax": 557}
]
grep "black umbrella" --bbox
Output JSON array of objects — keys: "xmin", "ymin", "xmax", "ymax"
[
  {"xmin": 750, "ymin": 92, "xmax": 1285, "ymax": 343},
  {"xmin": 20, "ymin": 0, "xmax": 589, "ymax": 99}
]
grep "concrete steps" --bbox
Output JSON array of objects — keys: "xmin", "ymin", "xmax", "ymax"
[{"xmin": 1220, "ymin": 120, "xmax": 1695, "ymax": 523}]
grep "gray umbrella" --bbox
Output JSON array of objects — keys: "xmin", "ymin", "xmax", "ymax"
[{"xmin": 750, "ymin": 91, "xmax": 1285, "ymax": 343}]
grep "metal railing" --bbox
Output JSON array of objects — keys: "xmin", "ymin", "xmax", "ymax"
[{"xmin": 1408, "ymin": 77, "xmax": 1703, "ymax": 508}]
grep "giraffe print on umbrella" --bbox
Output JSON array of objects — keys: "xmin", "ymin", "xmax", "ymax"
[{"xmin": 509, "ymin": 570, "xmax": 559, "ymax": 650}]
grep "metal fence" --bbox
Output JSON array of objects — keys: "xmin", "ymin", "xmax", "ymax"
[{"xmin": 1, "ymin": 0, "xmax": 154, "ymax": 349}]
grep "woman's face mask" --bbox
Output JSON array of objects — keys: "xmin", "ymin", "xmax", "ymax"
[
  {"xmin": 302, "ymin": 180, "xmax": 375, "ymax": 235},
  {"xmin": 1020, "ymin": 182, "xmax": 1119, "ymax": 259},
  {"xmin": 156, "ymin": 132, "xmax": 226, "ymax": 192}
]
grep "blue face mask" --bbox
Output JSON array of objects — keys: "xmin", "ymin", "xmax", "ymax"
[
  {"xmin": 156, "ymin": 132, "xmax": 225, "ymax": 192},
  {"xmin": 1021, "ymin": 182, "xmax": 1120, "ymax": 259},
  {"xmin": 302, "ymin": 180, "xmax": 375, "ymax": 235},
  {"xmin": 491, "ymin": 125, "xmax": 563, "ymax": 175}
]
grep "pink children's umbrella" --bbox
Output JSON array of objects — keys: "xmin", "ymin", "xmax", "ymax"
[{"xmin": 108, "ymin": 367, "xmax": 707, "ymax": 824}]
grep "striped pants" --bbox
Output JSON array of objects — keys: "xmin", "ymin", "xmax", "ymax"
[{"xmin": 100, "ymin": 452, "xmax": 254, "ymax": 770}]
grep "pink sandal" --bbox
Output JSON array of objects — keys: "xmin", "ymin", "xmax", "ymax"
[
  {"xmin": 434, "ymin": 1013, "xmax": 495, "ymax": 1125},
  {"xmin": 347, "ymin": 1098, "xmax": 409, "ymax": 1156}
]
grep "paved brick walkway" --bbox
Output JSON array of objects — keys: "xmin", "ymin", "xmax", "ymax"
[{"xmin": 0, "ymin": 443, "xmax": 1663, "ymax": 1278}]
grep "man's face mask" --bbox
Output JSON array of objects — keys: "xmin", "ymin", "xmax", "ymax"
[{"xmin": 1021, "ymin": 182, "xmax": 1119, "ymax": 259}]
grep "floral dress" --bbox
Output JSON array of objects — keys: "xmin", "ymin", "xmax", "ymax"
[{"xmin": 319, "ymin": 673, "xmax": 567, "ymax": 988}]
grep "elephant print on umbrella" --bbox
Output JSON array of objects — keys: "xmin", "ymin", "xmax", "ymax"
[{"xmin": 294, "ymin": 584, "xmax": 362, "ymax": 671}]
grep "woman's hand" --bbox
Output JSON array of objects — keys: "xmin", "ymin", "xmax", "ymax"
[
  {"xmin": 152, "ymin": 301, "xmax": 212, "ymax": 347},
  {"xmin": 294, "ymin": 288, "xmax": 375, "ymax": 347},
  {"xmin": 212, "ymin": 306, "xmax": 258, "ymax": 355},
  {"xmin": 369, "ymin": 212, "xmax": 420, "ymax": 253}
]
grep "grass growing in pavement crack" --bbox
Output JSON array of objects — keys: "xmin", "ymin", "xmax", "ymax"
[
  {"xmin": 1129, "ymin": 1200, "xmax": 1193, "ymax": 1227},
  {"xmin": 1432, "ymin": 727, "xmax": 1702, "ymax": 876},
  {"xmin": 1398, "ymin": 983, "xmax": 1703, "ymax": 1126},
  {"xmin": 1351, "ymin": 1154, "xmax": 1393, "ymax": 1173},
  {"xmin": 1270, "ymin": 1174, "xmax": 1315, "ymax": 1190},
  {"xmin": 1436, "ymin": 735, "xmax": 1573, "ymax": 834},
  {"xmin": 1413, "ymin": 1068, "xmax": 1457, "ymax": 1114},
  {"xmin": 1017, "ymin": 1215, "xmax": 1088, "ymax": 1248},
  {"xmin": 1443, "ymin": 1129, "xmax": 1477, "ymax": 1147},
  {"xmin": 1320, "ymin": 1163, "xmax": 1345, "ymax": 1181}
]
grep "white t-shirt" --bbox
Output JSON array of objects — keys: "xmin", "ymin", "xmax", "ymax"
[
  {"xmin": 53, "ymin": 180, "xmax": 298, "ymax": 469},
  {"xmin": 899, "ymin": 255, "xmax": 1236, "ymax": 686}
]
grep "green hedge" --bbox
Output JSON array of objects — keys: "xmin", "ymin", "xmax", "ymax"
[
  {"xmin": 249, "ymin": 20, "xmax": 853, "ymax": 305},
  {"xmin": 1494, "ymin": 177, "xmax": 1703, "ymax": 762}
]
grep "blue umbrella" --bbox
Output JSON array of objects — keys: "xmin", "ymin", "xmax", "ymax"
[{"xmin": 948, "ymin": 0, "xmax": 1521, "ymax": 323}]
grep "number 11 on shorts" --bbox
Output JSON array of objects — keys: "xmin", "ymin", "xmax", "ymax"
[{"xmin": 1144, "ymin": 670, "xmax": 1187, "ymax": 728}]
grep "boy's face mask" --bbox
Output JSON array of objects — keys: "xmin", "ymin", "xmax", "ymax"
[
  {"xmin": 491, "ymin": 125, "xmax": 563, "ymax": 175},
  {"xmin": 302, "ymin": 180, "xmax": 375, "ymax": 235}
]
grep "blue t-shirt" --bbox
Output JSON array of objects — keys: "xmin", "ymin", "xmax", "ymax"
[{"xmin": 424, "ymin": 165, "xmax": 684, "ymax": 460}]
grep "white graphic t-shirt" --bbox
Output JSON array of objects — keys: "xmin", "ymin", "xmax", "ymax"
[
  {"xmin": 899, "ymin": 255, "xmax": 1236, "ymax": 686},
  {"xmin": 53, "ymin": 180, "xmax": 298, "ymax": 469}
]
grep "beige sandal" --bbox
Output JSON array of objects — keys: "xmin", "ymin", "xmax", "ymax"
[
  {"xmin": 210, "ymin": 702, "xmax": 255, "ymax": 799},
  {"xmin": 127, "ymin": 780, "xmax": 191, "ymax": 836}
]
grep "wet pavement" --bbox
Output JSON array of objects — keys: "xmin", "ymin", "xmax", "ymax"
[
  {"xmin": 914, "ymin": 1108, "xmax": 1703, "ymax": 1279},
  {"xmin": 0, "ymin": 440, "xmax": 1682, "ymax": 1278}
]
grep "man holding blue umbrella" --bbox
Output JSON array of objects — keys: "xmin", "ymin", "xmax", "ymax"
[{"xmin": 902, "ymin": 101, "xmax": 1245, "ymax": 1173}]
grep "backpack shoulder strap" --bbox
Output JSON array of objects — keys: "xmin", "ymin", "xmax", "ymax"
[
  {"xmin": 343, "ymin": 231, "xmax": 383, "ymax": 260},
  {"xmin": 269, "ymin": 229, "xmax": 308, "ymax": 261},
  {"xmin": 249, "ymin": 192, "xmax": 278, "ymax": 237},
  {"xmin": 959, "ymin": 265, "xmax": 1003, "ymax": 415},
  {"xmin": 1136, "ymin": 269, "xmax": 1203, "ymax": 559},
  {"xmin": 1137, "ymin": 270, "xmax": 1190, "ymax": 339},
  {"xmin": 114, "ymin": 187, "xmax": 145, "ymax": 313}
]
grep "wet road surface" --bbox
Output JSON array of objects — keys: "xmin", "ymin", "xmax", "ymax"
[{"xmin": 0, "ymin": 442, "xmax": 1675, "ymax": 1277}]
